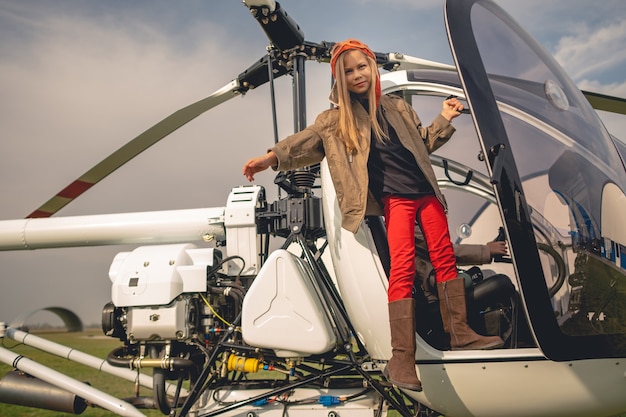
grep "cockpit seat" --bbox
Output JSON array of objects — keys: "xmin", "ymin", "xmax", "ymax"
[{"xmin": 466, "ymin": 271, "xmax": 515, "ymax": 311}]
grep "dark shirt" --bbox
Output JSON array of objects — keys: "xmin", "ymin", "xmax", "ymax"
[{"xmin": 366, "ymin": 106, "xmax": 433, "ymax": 203}]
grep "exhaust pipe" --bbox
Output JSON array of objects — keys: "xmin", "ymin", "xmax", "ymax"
[{"xmin": 0, "ymin": 371, "xmax": 87, "ymax": 414}]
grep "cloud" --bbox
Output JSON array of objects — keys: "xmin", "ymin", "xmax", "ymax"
[
  {"xmin": 553, "ymin": 17, "xmax": 626, "ymax": 140},
  {"xmin": 553, "ymin": 19, "xmax": 626, "ymax": 87},
  {"xmin": 576, "ymin": 79, "xmax": 626, "ymax": 100}
]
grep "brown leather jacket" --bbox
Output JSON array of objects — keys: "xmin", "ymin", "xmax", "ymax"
[{"xmin": 272, "ymin": 94, "xmax": 455, "ymax": 233}]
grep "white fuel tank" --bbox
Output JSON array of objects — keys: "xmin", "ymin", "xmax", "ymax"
[{"xmin": 241, "ymin": 249, "xmax": 337, "ymax": 357}]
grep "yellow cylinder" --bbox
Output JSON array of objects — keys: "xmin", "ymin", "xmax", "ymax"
[{"xmin": 227, "ymin": 355, "xmax": 262, "ymax": 373}]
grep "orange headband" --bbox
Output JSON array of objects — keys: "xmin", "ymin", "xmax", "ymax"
[
  {"xmin": 330, "ymin": 38, "xmax": 381, "ymax": 105},
  {"xmin": 330, "ymin": 39, "xmax": 376, "ymax": 78}
]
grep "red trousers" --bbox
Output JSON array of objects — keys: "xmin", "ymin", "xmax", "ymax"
[{"xmin": 382, "ymin": 194, "xmax": 457, "ymax": 302}]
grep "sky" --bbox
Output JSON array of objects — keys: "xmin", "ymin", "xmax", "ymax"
[{"xmin": 1, "ymin": 0, "xmax": 625, "ymax": 327}]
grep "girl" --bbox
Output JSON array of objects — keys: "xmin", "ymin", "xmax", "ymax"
[{"xmin": 242, "ymin": 39, "xmax": 502, "ymax": 392}]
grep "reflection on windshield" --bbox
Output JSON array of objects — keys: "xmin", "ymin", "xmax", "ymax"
[
  {"xmin": 471, "ymin": 2, "xmax": 626, "ymax": 340},
  {"xmin": 470, "ymin": 3, "xmax": 622, "ymax": 171}
]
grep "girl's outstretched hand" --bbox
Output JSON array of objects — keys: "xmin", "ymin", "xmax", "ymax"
[{"xmin": 242, "ymin": 151, "xmax": 278, "ymax": 182}]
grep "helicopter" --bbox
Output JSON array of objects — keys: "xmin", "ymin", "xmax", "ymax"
[{"xmin": 1, "ymin": 0, "xmax": 626, "ymax": 416}]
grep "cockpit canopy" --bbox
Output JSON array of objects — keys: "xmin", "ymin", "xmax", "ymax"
[{"xmin": 425, "ymin": 0, "xmax": 626, "ymax": 360}]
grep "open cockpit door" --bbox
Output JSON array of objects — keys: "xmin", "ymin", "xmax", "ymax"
[{"xmin": 445, "ymin": 0, "xmax": 626, "ymax": 360}]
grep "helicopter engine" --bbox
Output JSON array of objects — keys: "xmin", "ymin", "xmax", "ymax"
[
  {"xmin": 102, "ymin": 244, "xmax": 228, "ymax": 345},
  {"xmin": 98, "ymin": 184, "xmax": 359, "ymax": 416},
  {"xmin": 99, "ymin": 186, "xmax": 272, "ymax": 414},
  {"xmin": 100, "ymin": 243, "xmax": 234, "ymax": 413},
  {"xmin": 101, "ymin": 185, "xmax": 264, "ymax": 350}
]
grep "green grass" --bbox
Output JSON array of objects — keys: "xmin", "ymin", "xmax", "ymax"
[{"xmin": 0, "ymin": 329, "xmax": 163, "ymax": 417}]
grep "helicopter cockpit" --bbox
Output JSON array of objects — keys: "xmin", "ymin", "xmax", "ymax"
[{"xmin": 443, "ymin": 0, "xmax": 626, "ymax": 361}]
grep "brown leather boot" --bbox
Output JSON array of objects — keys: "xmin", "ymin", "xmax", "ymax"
[
  {"xmin": 437, "ymin": 278, "xmax": 504, "ymax": 350},
  {"xmin": 383, "ymin": 298, "xmax": 422, "ymax": 391}
]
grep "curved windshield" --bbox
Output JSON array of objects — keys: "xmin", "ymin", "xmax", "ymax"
[{"xmin": 447, "ymin": 0, "xmax": 626, "ymax": 358}]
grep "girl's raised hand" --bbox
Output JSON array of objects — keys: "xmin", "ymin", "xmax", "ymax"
[{"xmin": 441, "ymin": 97, "xmax": 464, "ymax": 121}]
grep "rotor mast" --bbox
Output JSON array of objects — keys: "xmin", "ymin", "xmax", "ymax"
[{"xmin": 243, "ymin": 0, "xmax": 307, "ymax": 131}]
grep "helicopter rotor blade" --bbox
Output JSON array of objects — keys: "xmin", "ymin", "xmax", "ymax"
[
  {"xmin": 25, "ymin": 48, "xmax": 303, "ymax": 220},
  {"xmin": 583, "ymin": 90, "xmax": 626, "ymax": 116},
  {"xmin": 26, "ymin": 80, "xmax": 241, "ymax": 218}
]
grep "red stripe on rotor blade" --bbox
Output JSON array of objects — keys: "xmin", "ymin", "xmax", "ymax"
[
  {"xmin": 27, "ymin": 209, "xmax": 54, "ymax": 218},
  {"xmin": 57, "ymin": 180, "xmax": 95, "ymax": 199},
  {"xmin": 26, "ymin": 180, "xmax": 95, "ymax": 218}
]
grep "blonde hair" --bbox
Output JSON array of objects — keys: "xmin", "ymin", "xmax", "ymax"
[{"xmin": 333, "ymin": 51, "xmax": 387, "ymax": 155}]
